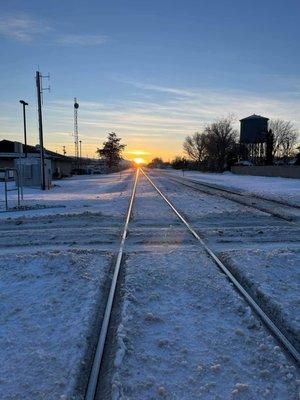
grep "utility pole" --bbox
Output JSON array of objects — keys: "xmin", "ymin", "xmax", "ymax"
[
  {"xmin": 63, "ymin": 145, "xmax": 66, "ymax": 156},
  {"xmin": 79, "ymin": 140, "xmax": 82, "ymax": 159},
  {"xmin": 36, "ymin": 71, "xmax": 45, "ymax": 190},
  {"xmin": 19, "ymin": 100, "xmax": 28, "ymax": 157},
  {"xmin": 35, "ymin": 70, "xmax": 50, "ymax": 190}
]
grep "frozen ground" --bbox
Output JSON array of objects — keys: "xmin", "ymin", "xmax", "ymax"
[
  {"xmin": 147, "ymin": 173, "xmax": 267, "ymax": 219},
  {"xmin": 109, "ymin": 174, "xmax": 299, "ymax": 399},
  {"xmin": 0, "ymin": 172, "xmax": 135, "ymax": 399},
  {"xmin": 141, "ymin": 174, "xmax": 300, "ymax": 340},
  {"xmin": 112, "ymin": 250, "xmax": 299, "ymax": 399},
  {"xmin": 0, "ymin": 249, "xmax": 111, "ymax": 399},
  {"xmin": 0, "ymin": 170, "xmax": 134, "ymax": 219},
  {"xmin": 1, "ymin": 170, "xmax": 299, "ymax": 399},
  {"xmin": 220, "ymin": 248, "xmax": 300, "ymax": 350},
  {"xmin": 159, "ymin": 169, "xmax": 300, "ymax": 207}
]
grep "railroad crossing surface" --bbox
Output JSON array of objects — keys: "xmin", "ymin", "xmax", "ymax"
[{"xmin": 0, "ymin": 169, "xmax": 299, "ymax": 399}]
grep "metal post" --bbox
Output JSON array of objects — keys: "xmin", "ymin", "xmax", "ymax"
[
  {"xmin": 15, "ymin": 169, "xmax": 20, "ymax": 207},
  {"xmin": 19, "ymin": 100, "xmax": 28, "ymax": 157},
  {"xmin": 36, "ymin": 71, "xmax": 46, "ymax": 190},
  {"xmin": 18, "ymin": 150, "xmax": 24, "ymax": 200},
  {"xmin": 4, "ymin": 171, "xmax": 8, "ymax": 211}
]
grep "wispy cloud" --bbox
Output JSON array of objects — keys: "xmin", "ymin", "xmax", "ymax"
[
  {"xmin": 56, "ymin": 34, "xmax": 107, "ymax": 46},
  {"xmin": 2, "ymin": 80, "xmax": 299, "ymax": 159},
  {"xmin": 44, "ymin": 84, "xmax": 300, "ymax": 153},
  {"xmin": 126, "ymin": 150, "xmax": 151, "ymax": 155},
  {"xmin": 0, "ymin": 14, "xmax": 49, "ymax": 42},
  {"xmin": 119, "ymin": 79, "xmax": 300, "ymax": 127},
  {"xmin": 121, "ymin": 80, "xmax": 195, "ymax": 97},
  {"xmin": 0, "ymin": 14, "xmax": 107, "ymax": 46}
]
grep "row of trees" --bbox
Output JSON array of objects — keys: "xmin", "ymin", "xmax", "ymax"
[
  {"xmin": 181, "ymin": 117, "xmax": 299, "ymax": 171},
  {"xmin": 96, "ymin": 120, "xmax": 298, "ymax": 173},
  {"xmin": 147, "ymin": 117, "xmax": 299, "ymax": 172}
]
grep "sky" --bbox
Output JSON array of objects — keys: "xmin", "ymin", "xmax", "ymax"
[{"xmin": 0, "ymin": 0, "xmax": 299, "ymax": 161}]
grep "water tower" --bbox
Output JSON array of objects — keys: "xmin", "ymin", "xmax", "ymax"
[{"xmin": 240, "ymin": 114, "xmax": 269, "ymax": 164}]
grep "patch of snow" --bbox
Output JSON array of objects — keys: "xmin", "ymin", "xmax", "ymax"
[
  {"xmin": 221, "ymin": 247, "xmax": 300, "ymax": 349},
  {"xmin": 111, "ymin": 249, "xmax": 299, "ymax": 399},
  {"xmin": 161, "ymin": 169, "xmax": 300, "ymax": 207},
  {"xmin": 0, "ymin": 249, "xmax": 111, "ymax": 399},
  {"xmin": 0, "ymin": 171, "xmax": 134, "ymax": 219}
]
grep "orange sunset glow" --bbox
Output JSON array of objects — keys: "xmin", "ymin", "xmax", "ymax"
[{"xmin": 133, "ymin": 157, "xmax": 145, "ymax": 165}]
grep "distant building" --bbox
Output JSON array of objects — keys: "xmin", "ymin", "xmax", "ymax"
[{"xmin": 0, "ymin": 140, "xmax": 74, "ymax": 178}]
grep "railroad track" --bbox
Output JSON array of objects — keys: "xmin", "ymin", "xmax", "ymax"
[
  {"xmin": 150, "ymin": 169, "xmax": 300, "ymax": 222},
  {"xmin": 85, "ymin": 169, "xmax": 139, "ymax": 399},
  {"xmin": 86, "ymin": 167, "xmax": 299, "ymax": 399}
]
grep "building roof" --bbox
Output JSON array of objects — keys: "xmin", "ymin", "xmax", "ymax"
[
  {"xmin": 0, "ymin": 140, "xmax": 74, "ymax": 162},
  {"xmin": 240, "ymin": 114, "xmax": 269, "ymax": 122}
]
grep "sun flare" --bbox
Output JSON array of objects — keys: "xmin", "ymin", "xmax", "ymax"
[{"xmin": 133, "ymin": 157, "xmax": 145, "ymax": 165}]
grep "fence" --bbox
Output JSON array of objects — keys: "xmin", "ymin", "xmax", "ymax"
[
  {"xmin": 0, "ymin": 168, "xmax": 23, "ymax": 211},
  {"xmin": 231, "ymin": 166, "xmax": 300, "ymax": 179}
]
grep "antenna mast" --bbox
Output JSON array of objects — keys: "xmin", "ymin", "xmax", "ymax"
[{"xmin": 73, "ymin": 98, "xmax": 79, "ymax": 159}]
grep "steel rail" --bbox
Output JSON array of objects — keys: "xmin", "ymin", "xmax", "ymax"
[
  {"xmin": 141, "ymin": 168, "xmax": 300, "ymax": 364},
  {"xmin": 85, "ymin": 168, "xmax": 139, "ymax": 400},
  {"xmin": 151, "ymin": 169, "xmax": 296, "ymax": 222}
]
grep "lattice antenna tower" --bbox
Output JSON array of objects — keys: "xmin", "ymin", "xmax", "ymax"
[{"xmin": 73, "ymin": 98, "xmax": 79, "ymax": 158}]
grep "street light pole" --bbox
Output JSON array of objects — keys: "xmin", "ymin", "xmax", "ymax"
[{"xmin": 19, "ymin": 100, "xmax": 28, "ymax": 157}]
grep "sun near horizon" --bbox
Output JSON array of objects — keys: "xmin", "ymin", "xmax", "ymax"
[{"xmin": 132, "ymin": 157, "xmax": 146, "ymax": 165}]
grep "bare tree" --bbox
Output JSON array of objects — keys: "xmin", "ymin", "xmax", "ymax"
[
  {"xmin": 183, "ymin": 132, "xmax": 207, "ymax": 167},
  {"xmin": 148, "ymin": 157, "xmax": 164, "ymax": 168},
  {"xmin": 269, "ymin": 119, "xmax": 298, "ymax": 158},
  {"xmin": 204, "ymin": 117, "xmax": 237, "ymax": 171}
]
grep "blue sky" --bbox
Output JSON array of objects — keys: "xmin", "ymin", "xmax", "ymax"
[{"xmin": 0, "ymin": 0, "xmax": 299, "ymax": 160}]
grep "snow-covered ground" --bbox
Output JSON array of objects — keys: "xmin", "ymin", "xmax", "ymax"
[
  {"xmin": 142, "ymin": 174, "xmax": 299, "ymax": 341},
  {"xmin": 1, "ymin": 170, "xmax": 299, "ymax": 399},
  {"xmin": 220, "ymin": 248, "xmax": 300, "ymax": 350},
  {"xmin": 109, "ymin": 174, "xmax": 299, "ymax": 399},
  {"xmin": 0, "ymin": 249, "xmax": 111, "ymax": 399},
  {"xmin": 0, "ymin": 172, "xmax": 135, "ymax": 399},
  {"xmin": 159, "ymin": 169, "xmax": 300, "ymax": 207},
  {"xmin": 0, "ymin": 170, "xmax": 134, "ymax": 219},
  {"xmin": 112, "ymin": 249, "xmax": 299, "ymax": 399}
]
